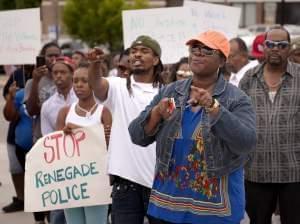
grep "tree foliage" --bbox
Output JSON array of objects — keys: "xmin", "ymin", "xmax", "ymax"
[
  {"xmin": 0, "ymin": 0, "xmax": 41, "ymax": 10},
  {"xmin": 63, "ymin": 0, "xmax": 149, "ymax": 52}
]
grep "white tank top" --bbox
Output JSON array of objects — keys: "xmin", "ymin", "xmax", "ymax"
[{"xmin": 65, "ymin": 102, "xmax": 103, "ymax": 127}]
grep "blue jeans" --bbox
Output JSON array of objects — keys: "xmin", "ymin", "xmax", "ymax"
[
  {"xmin": 64, "ymin": 205, "xmax": 108, "ymax": 224},
  {"xmin": 50, "ymin": 209, "xmax": 66, "ymax": 224},
  {"xmin": 111, "ymin": 176, "xmax": 162, "ymax": 224}
]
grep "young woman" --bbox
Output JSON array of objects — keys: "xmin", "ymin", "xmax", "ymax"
[
  {"xmin": 56, "ymin": 62, "xmax": 112, "ymax": 224},
  {"xmin": 168, "ymin": 57, "xmax": 192, "ymax": 83}
]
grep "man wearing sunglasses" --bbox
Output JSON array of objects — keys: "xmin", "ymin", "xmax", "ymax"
[{"xmin": 240, "ymin": 27, "xmax": 300, "ymax": 224}]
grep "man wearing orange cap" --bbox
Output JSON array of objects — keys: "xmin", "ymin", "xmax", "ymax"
[{"xmin": 129, "ymin": 30, "xmax": 256, "ymax": 223}]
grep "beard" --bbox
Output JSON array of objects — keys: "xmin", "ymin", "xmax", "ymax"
[
  {"xmin": 267, "ymin": 53, "xmax": 284, "ymax": 66},
  {"xmin": 268, "ymin": 57, "xmax": 283, "ymax": 66},
  {"xmin": 131, "ymin": 67, "xmax": 146, "ymax": 75}
]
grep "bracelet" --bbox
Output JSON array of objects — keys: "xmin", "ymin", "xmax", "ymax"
[{"xmin": 205, "ymin": 99, "xmax": 220, "ymax": 113}]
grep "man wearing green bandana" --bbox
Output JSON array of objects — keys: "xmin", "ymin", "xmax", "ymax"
[{"xmin": 88, "ymin": 36, "xmax": 164, "ymax": 224}]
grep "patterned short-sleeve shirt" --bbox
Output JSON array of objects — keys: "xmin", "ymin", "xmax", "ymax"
[{"xmin": 239, "ymin": 61, "xmax": 300, "ymax": 183}]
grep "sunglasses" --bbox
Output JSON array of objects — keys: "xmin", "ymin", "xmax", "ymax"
[
  {"xmin": 189, "ymin": 45, "xmax": 218, "ymax": 56},
  {"xmin": 176, "ymin": 70, "xmax": 193, "ymax": 77},
  {"xmin": 264, "ymin": 40, "xmax": 290, "ymax": 50}
]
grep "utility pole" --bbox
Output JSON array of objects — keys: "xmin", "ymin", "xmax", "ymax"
[
  {"xmin": 280, "ymin": 0, "xmax": 285, "ymax": 25},
  {"xmin": 54, "ymin": 0, "xmax": 59, "ymax": 42}
]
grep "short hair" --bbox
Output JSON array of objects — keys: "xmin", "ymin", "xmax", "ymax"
[
  {"xmin": 73, "ymin": 50, "xmax": 86, "ymax": 58},
  {"xmin": 77, "ymin": 61, "xmax": 90, "ymax": 69},
  {"xmin": 119, "ymin": 48, "xmax": 130, "ymax": 62},
  {"xmin": 265, "ymin": 26, "xmax": 291, "ymax": 43},
  {"xmin": 230, "ymin": 37, "xmax": 248, "ymax": 54},
  {"xmin": 39, "ymin": 42, "xmax": 60, "ymax": 56}
]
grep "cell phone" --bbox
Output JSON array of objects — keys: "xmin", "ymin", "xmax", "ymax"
[{"xmin": 36, "ymin": 56, "xmax": 46, "ymax": 67}]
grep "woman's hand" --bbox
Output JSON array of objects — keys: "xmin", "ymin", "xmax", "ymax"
[
  {"xmin": 8, "ymin": 81, "xmax": 18, "ymax": 99},
  {"xmin": 153, "ymin": 97, "xmax": 176, "ymax": 120},
  {"xmin": 63, "ymin": 122, "xmax": 81, "ymax": 135},
  {"xmin": 187, "ymin": 85, "xmax": 213, "ymax": 108}
]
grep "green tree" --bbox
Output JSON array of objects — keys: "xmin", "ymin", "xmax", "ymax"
[
  {"xmin": 63, "ymin": 0, "xmax": 149, "ymax": 52},
  {"xmin": 0, "ymin": 0, "xmax": 41, "ymax": 10}
]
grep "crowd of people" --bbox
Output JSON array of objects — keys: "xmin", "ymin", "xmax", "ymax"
[{"xmin": 2, "ymin": 26, "xmax": 300, "ymax": 224}]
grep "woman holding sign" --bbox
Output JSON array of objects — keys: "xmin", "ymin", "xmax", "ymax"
[{"xmin": 56, "ymin": 61, "xmax": 112, "ymax": 224}]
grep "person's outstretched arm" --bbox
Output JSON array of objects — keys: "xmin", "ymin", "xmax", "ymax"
[{"xmin": 87, "ymin": 48, "xmax": 109, "ymax": 102}]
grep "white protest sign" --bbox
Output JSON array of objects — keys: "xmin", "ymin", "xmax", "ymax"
[
  {"xmin": 184, "ymin": 0, "xmax": 241, "ymax": 39},
  {"xmin": 122, "ymin": 3, "xmax": 241, "ymax": 64},
  {"xmin": 122, "ymin": 7, "xmax": 195, "ymax": 64},
  {"xmin": 25, "ymin": 125, "xmax": 111, "ymax": 212},
  {"xmin": 0, "ymin": 8, "xmax": 41, "ymax": 65}
]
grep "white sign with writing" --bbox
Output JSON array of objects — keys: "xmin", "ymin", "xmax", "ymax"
[
  {"xmin": 184, "ymin": 0, "xmax": 241, "ymax": 39},
  {"xmin": 25, "ymin": 125, "xmax": 111, "ymax": 212},
  {"xmin": 122, "ymin": 7, "xmax": 195, "ymax": 64},
  {"xmin": 122, "ymin": 3, "xmax": 241, "ymax": 64},
  {"xmin": 0, "ymin": 8, "xmax": 41, "ymax": 65}
]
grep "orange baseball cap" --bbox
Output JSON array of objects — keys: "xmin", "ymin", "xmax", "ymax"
[{"xmin": 186, "ymin": 30, "xmax": 230, "ymax": 58}]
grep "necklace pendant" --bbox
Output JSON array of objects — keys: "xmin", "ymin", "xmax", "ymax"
[{"xmin": 86, "ymin": 112, "xmax": 91, "ymax": 118}]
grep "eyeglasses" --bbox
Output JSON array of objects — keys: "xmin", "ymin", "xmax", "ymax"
[
  {"xmin": 176, "ymin": 70, "xmax": 193, "ymax": 77},
  {"xmin": 264, "ymin": 40, "xmax": 290, "ymax": 50},
  {"xmin": 189, "ymin": 45, "xmax": 218, "ymax": 56}
]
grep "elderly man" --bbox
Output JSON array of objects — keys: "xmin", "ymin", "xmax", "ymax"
[
  {"xmin": 289, "ymin": 37, "xmax": 300, "ymax": 64},
  {"xmin": 227, "ymin": 37, "xmax": 258, "ymax": 86},
  {"xmin": 240, "ymin": 27, "xmax": 300, "ymax": 224},
  {"xmin": 129, "ymin": 30, "xmax": 256, "ymax": 224}
]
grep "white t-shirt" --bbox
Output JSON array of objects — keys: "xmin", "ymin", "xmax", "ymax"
[
  {"xmin": 229, "ymin": 60, "xmax": 259, "ymax": 87},
  {"xmin": 102, "ymin": 76, "xmax": 158, "ymax": 188}
]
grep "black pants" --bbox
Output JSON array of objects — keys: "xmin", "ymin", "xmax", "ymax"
[
  {"xmin": 245, "ymin": 180, "xmax": 300, "ymax": 224},
  {"xmin": 111, "ymin": 176, "xmax": 166, "ymax": 224}
]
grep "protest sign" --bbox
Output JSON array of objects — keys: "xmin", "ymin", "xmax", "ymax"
[
  {"xmin": 25, "ymin": 125, "xmax": 111, "ymax": 212},
  {"xmin": 122, "ymin": 7, "xmax": 195, "ymax": 64},
  {"xmin": 122, "ymin": 3, "xmax": 241, "ymax": 64},
  {"xmin": 184, "ymin": 0, "xmax": 241, "ymax": 39},
  {"xmin": 0, "ymin": 8, "xmax": 41, "ymax": 65}
]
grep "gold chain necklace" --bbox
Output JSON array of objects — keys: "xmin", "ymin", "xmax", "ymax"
[{"xmin": 76, "ymin": 102, "xmax": 98, "ymax": 118}]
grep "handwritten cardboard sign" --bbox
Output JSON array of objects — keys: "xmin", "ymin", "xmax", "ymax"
[
  {"xmin": 25, "ymin": 125, "xmax": 111, "ymax": 212},
  {"xmin": 184, "ymin": 0, "xmax": 241, "ymax": 39},
  {"xmin": 122, "ymin": 7, "xmax": 195, "ymax": 64},
  {"xmin": 122, "ymin": 3, "xmax": 241, "ymax": 64},
  {"xmin": 0, "ymin": 8, "xmax": 41, "ymax": 65}
]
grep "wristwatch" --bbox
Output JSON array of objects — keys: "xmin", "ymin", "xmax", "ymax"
[{"xmin": 205, "ymin": 98, "xmax": 220, "ymax": 113}]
